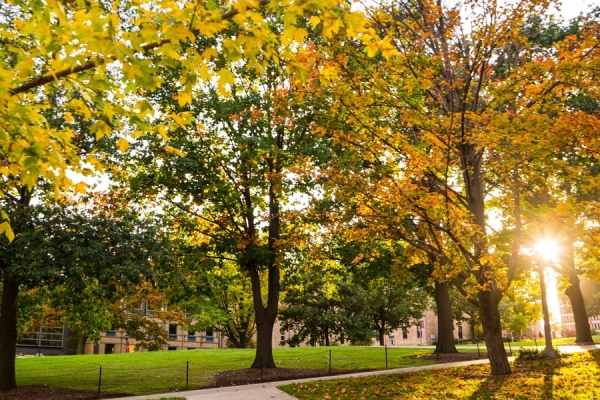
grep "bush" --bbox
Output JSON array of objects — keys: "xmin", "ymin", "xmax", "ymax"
[
  {"xmin": 516, "ymin": 346, "xmax": 562, "ymax": 361},
  {"xmin": 563, "ymin": 329, "xmax": 576, "ymax": 338}
]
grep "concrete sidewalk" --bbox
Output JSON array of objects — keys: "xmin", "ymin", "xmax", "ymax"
[{"xmin": 112, "ymin": 344, "xmax": 600, "ymax": 400}]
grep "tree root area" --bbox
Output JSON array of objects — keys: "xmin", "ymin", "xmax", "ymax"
[{"xmin": 0, "ymin": 386, "xmax": 128, "ymax": 400}]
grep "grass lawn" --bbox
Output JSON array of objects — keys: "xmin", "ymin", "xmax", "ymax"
[
  {"xmin": 15, "ymin": 346, "xmax": 435, "ymax": 395},
  {"xmin": 459, "ymin": 335, "xmax": 600, "ymax": 349},
  {"xmin": 280, "ymin": 349, "xmax": 600, "ymax": 400}
]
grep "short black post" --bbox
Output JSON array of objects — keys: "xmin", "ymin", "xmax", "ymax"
[
  {"xmin": 508, "ymin": 341, "xmax": 512, "ymax": 356},
  {"xmin": 97, "ymin": 366, "xmax": 102, "ymax": 394},
  {"xmin": 260, "ymin": 353, "xmax": 263, "ymax": 381},
  {"xmin": 385, "ymin": 345, "xmax": 388, "ymax": 369},
  {"xmin": 186, "ymin": 361, "xmax": 189, "ymax": 389},
  {"xmin": 476, "ymin": 340, "xmax": 481, "ymax": 359},
  {"xmin": 328, "ymin": 349, "xmax": 332, "ymax": 375}
]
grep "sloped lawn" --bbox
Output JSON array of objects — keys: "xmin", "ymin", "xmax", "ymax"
[{"xmin": 15, "ymin": 346, "xmax": 436, "ymax": 395}]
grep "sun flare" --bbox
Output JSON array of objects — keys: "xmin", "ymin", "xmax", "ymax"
[{"xmin": 534, "ymin": 240, "xmax": 560, "ymax": 262}]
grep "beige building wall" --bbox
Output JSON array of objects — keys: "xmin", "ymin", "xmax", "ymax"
[
  {"xmin": 85, "ymin": 323, "xmax": 221, "ymax": 355},
  {"xmin": 272, "ymin": 309, "xmax": 473, "ymax": 348}
]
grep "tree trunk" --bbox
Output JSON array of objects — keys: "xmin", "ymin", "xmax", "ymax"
[
  {"xmin": 565, "ymin": 275, "xmax": 594, "ymax": 344},
  {"xmin": 252, "ymin": 316, "xmax": 275, "ymax": 367},
  {"xmin": 76, "ymin": 334, "xmax": 87, "ymax": 355},
  {"xmin": 434, "ymin": 281, "xmax": 458, "ymax": 353},
  {"xmin": 470, "ymin": 320, "xmax": 476, "ymax": 344},
  {"xmin": 478, "ymin": 290, "xmax": 511, "ymax": 375},
  {"xmin": 563, "ymin": 240, "xmax": 594, "ymax": 345},
  {"xmin": 0, "ymin": 277, "xmax": 19, "ymax": 390},
  {"xmin": 378, "ymin": 328, "xmax": 385, "ymax": 346}
]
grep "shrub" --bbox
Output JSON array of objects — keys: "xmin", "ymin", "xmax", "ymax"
[
  {"xmin": 516, "ymin": 347, "xmax": 562, "ymax": 361},
  {"xmin": 563, "ymin": 329, "xmax": 576, "ymax": 338}
]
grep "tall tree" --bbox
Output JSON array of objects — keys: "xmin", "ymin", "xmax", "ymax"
[{"xmin": 125, "ymin": 53, "xmax": 333, "ymax": 366}]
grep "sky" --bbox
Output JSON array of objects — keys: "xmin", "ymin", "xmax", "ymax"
[{"xmin": 549, "ymin": 0, "xmax": 598, "ymax": 20}]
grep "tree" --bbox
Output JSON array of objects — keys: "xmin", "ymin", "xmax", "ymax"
[
  {"xmin": 280, "ymin": 272, "xmax": 350, "ymax": 347},
  {"xmin": 360, "ymin": 279, "xmax": 429, "ymax": 346},
  {"xmin": 123, "ymin": 49, "xmax": 336, "ymax": 366},
  {"xmin": 449, "ymin": 286, "xmax": 481, "ymax": 344},
  {"xmin": 0, "ymin": 203, "xmax": 169, "ymax": 389},
  {"xmin": 172, "ymin": 254, "xmax": 259, "ymax": 349},
  {"xmin": 498, "ymin": 273, "xmax": 542, "ymax": 340}
]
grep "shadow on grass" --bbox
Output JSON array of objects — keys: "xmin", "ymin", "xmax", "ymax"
[{"xmin": 465, "ymin": 356, "xmax": 562, "ymax": 399}]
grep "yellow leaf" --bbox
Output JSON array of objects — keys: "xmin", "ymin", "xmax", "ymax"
[
  {"xmin": 0, "ymin": 222, "xmax": 15, "ymax": 242},
  {"xmin": 351, "ymin": 253, "xmax": 364, "ymax": 264},
  {"xmin": 176, "ymin": 91, "xmax": 192, "ymax": 107},
  {"xmin": 75, "ymin": 182, "xmax": 87, "ymax": 194},
  {"xmin": 218, "ymin": 69, "xmax": 235, "ymax": 94},
  {"xmin": 91, "ymin": 120, "xmax": 112, "ymax": 140},
  {"xmin": 165, "ymin": 145, "xmax": 186, "ymax": 157},
  {"xmin": 158, "ymin": 125, "xmax": 169, "ymax": 141},
  {"xmin": 117, "ymin": 138, "xmax": 129, "ymax": 152},
  {"xmin": 319, "ymin": 65, "xmax": 338, "ymax": 86},
  {"xmin": 309, "ymin": 16, "xmax": 321, "ymax": 28}
]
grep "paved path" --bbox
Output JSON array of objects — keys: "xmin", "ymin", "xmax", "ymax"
[{"xmin": 113, "ymin": 344, "xmax": 600, "ymax": 400}]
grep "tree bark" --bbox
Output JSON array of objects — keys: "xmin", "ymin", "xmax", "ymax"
[
  {"xmin": 563, "ymin": 240, "xmax": 594, "ymax": 344},
  {"xmin": 565, "ymin": 274, "xmax": 594, "ymax": 344},
  {"xmin": 76, "ymin": 334, "xmax": 87, "ymax": 355},
  {"xmin": 252, "ymin": 316, "xmax": 275, "ymax": 367},
  {"xmin": 478, "ymin": 290, "xmax": 511, "ymax": 375},
  {"xmin": 249, "ymin": 258, "xmax": 278, "ymax": 368},
  {"xmin": 434, "ymin": 281, "xmax": 458, "ymax": 353},
  {"xmin": 0, "ymin": 277, "xmax": 19, "ymax": 390},
  {"xmin": 378, "ymin": 328, "xmax": 385, "ymax": 346}
]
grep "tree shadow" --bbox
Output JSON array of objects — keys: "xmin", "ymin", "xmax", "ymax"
[{"xmin": 465, "ymin": 356, "xmax": 561, "ymax": 399}]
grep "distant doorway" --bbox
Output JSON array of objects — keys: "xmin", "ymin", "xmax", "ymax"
[{"xmin": 105, "ymin": 343, "xmax": 115, "ymax": 354}]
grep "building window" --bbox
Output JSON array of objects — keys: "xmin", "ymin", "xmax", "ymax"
[
  {"xmin": 168, "ymin": 324, "xmax": 178, "ymax": 340},
  {"xmin": 168, "ymin": 346, "xmax": 177, "ymax": 351},
  {"xmin": 389, "ymin": 335, "xmax": 395, "ymax": 345},
  {"xmin": 105, "ymin": 343, "xmax": 115, "ymax": 354},
  {"xmin": 105, "ymin": 329, "xmax": 117, "ymax": 338},
  {"xmin": 417, "ymin": 327, "xmax": 422, "ymax": 338},
  {"xmin": 402, "ymin": 328, "xmax": 408, "ymax": 339},
  {"xmin": 206, "ymin": 328, "xmax": 214, "ymax": 343},
  {"xmin": 458, "ymin": 324, "xmax": 463, "ymax": 339},
  {"xmin": 280, "ymin": 334, "xmax": 285, "ymax": 344},
  {"xmin": 188, "ymin": 331, "xmax": 196, "ymax": 342}
]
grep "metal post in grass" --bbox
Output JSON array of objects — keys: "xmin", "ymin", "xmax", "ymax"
[
  {"xmin": 385, "ymin": 345, "xmax": 388, "ymax": 369},
  {"xmin": 186, "ymin": 361, "xmax": 189, "ymax": 390},
  {"xmin": 260, "ymin": 353, "xmax": 263, "ymax": 381},
  {"xmin": 97, "ymin": 366, "xmax": 102, "ymax": 394},
  {"xmin": 476, "ymin": 340, "xmax": 481, "ymax": 359},
  {"xmin": 328, "ymin": 349, "xmax": 332, "ymax": 375}
]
